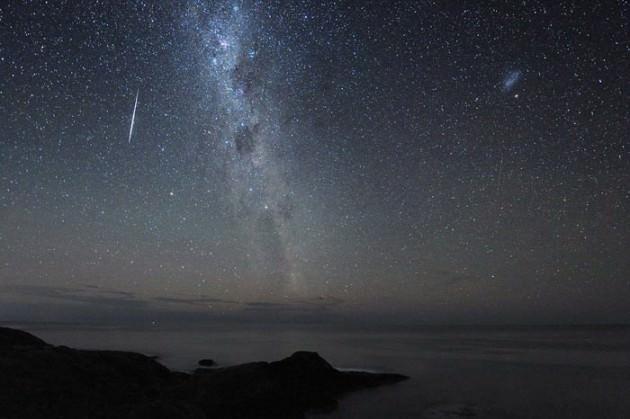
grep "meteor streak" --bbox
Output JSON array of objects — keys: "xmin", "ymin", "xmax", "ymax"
[{"xmin": 128, "ymin": 89, "xmax": 139, "ymax": 143}]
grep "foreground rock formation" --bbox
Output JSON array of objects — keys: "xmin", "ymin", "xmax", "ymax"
[{"xmin": 0, "ymin": 327, "xmax": 407, "ymax": 418}]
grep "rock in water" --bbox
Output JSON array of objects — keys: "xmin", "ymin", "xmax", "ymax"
[
  {"xmin": 0, "ymin": 327, "xmax": 408, "ymax": 419},
  {"xmin": 197, "ymin": 358, "xmax": 216, "ymax": 367}
]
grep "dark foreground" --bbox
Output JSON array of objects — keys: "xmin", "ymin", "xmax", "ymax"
[{"xmin": 0, "ymin": 327, "xmax": 407, "ymax": 419}]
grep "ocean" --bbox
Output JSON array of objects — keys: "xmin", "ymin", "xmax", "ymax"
[{"xmin": 13, "ymin": 323, "xmax": 630, "ymax": 418}]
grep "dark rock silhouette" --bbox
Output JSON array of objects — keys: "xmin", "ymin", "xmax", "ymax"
[
  {"xmin": 0, "ymin": 326, "xmax": 47, "ymax": 347},
  {"xmin": 0, "ymin": 327, "xmax": 408, "ymax": 419}
]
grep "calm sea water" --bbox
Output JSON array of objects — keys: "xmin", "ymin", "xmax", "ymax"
[{"xmin": 13, "ymin": 323, "xmax": 630, "ymax": 418}]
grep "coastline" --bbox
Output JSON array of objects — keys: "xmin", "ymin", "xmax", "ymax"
[{"xmin": 0, "ymin": 326, "xmax": 407, "ymax": 419}]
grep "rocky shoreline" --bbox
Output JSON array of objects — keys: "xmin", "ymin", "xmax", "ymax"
[{"xmin": 0, "ymin": 327, "xmax": 408, "ymax": 418}]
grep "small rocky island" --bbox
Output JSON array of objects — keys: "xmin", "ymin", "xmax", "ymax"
[{"xmin": 0, "ymin": 327, "xmax": 407, "ymax": 418}]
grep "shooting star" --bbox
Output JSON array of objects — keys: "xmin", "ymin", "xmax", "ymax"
[{"xmin": 128, "ymin": 89, "xmax": 139, "ymax": 143}]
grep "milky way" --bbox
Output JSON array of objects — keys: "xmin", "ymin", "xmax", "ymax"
[
  {"xmin": 181, "ymin": 3, "xmax": 298, "ymax": 293},
  {"xmin": 1, "ymin": 1, "xmax": 628, "ymax": 324}
]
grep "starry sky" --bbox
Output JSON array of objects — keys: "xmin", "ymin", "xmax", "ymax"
[{"xmin": 1, "ymin": 0, "xmax": 629, "ymax": 325}]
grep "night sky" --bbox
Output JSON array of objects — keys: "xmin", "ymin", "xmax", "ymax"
[{"xmin": 1, "ymin": 1, "xmax": 628, "ymax": 325}]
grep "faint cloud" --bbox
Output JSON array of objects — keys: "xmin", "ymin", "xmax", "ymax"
[
  {"xmin": 154, "ymin": 296, "xmax": 239, "ymax": 306},
  {"xmin": 0, "ymin": 284, "xmax": 149, "ymax": 310}
]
